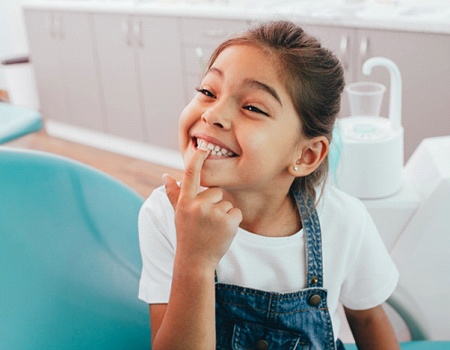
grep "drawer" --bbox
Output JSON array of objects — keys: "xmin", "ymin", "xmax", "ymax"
[{"xmin": 180, "ymin": 17, "xmax": 250, "ymax": 46}]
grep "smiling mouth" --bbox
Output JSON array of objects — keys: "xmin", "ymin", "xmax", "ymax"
[{"xmin": 194, "ymin": 137, "xmax": 237, "ymax": 157}]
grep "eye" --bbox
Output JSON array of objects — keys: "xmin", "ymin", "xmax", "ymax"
[
  {"xmin": 195, "ymin": 87, "xmax": 216, "ymax": 98},
  {"xmin": 243, "ymin": 105, "xmax": 269, "ymax": 117}
]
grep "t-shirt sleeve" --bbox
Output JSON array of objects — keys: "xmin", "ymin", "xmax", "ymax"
[
  {"xmin": 339, "ymin": 204, "xmax": 399, "ymax": 310},
  {"xmin": 138, "ymin": 187, "xmax": 176, "ymax": 304}
]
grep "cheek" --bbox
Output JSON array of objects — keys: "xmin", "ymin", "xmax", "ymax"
[
  {"xmin": 178, "ymin": 105, "xmax": 191, "ymax": 131},
  {"xmin": 178, "ymin": 105, "xmax": 197, "ymax": 143},
  {"xmin": 245, "ymin": 128, "xmax": 302, "ymax": 167}
]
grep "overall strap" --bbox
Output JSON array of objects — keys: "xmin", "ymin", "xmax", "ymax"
[{"xmin": 292, "ymin": 190, "xmax": 324, "ymax": 289}]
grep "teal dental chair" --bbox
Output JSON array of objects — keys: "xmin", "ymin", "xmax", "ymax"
[
  {"xmin": 0, "ymin": 102, "xmax": 42, "ymax": 143},
  {"xmin": 0, "ymin": 148, "xmax": 149, "ymax": 349}
]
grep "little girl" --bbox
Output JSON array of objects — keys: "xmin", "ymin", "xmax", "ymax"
[{"xmin": 138, "ymin": 21, "xmax": 399, "ymax": 349}]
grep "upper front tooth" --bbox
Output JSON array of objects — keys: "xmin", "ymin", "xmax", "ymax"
[
  {"xmin": 197, "ymin": 138, "xmax": 233, "ymax": 156},
  {"xmin": 198, "ymin": 139, "xmax": 208, "ymax": 151}
]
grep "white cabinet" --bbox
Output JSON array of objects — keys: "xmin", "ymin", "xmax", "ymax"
[
  {"xmin": 25, "ymin": 10, "xmax": 183, "ymax": 150},
  {"xmin": 92, "ymin": 14, "xmax": 183, "ymax": 149},
  {"xmin": 138, "ymin": 16, "xmax": 184, "ymax": 151},
  {"xmin": 180, "ymin": 17, "xmax": 250, "ymax": 103},
  {"xmin": 92, "ymin": 13, "xmax": 146, "ymax": 141},
  {"xmin": 23, "ymin": 9, "xmax": 104, "ymax": 131}
]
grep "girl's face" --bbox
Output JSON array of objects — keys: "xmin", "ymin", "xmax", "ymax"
[{"xmin": 179, "ymin": 44, "xmax": 307, "ymax": 192}]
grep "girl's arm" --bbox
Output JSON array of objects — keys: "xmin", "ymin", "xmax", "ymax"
[
  {"xmin": 150, "ymin": 260, "xmax": 216, "ymax": 350},
  {"xmin": 150, "ymin": 148, "xmax": 242, "ymax": 349},
  {"xmin": 344, "ymin": 305, "xmax": 400, "ymax": 350}
]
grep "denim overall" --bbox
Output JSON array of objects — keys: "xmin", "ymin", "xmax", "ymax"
[{"xmin": 215, "ymin": 191, "xmax": 344, "ymax": 350}]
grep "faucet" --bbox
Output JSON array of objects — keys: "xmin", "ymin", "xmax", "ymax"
[{"xmin": 362, "ymin": 57, "xmax": 403, "ymax": 131}]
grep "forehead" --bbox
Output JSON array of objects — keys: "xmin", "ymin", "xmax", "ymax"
[{"xmin": 209, "ymin": 45, "xmax": 284, "ymax": 87}]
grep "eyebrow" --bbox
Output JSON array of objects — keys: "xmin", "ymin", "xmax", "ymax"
[
  {"xmin": 243, "ymin": 78, "xmax": 283, "ymax": 106},
  {"xmin": 206, "ymin": 67, "xmax": 283, "ymax": 106}
]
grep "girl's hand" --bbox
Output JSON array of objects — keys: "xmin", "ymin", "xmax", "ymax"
[{"xmin": 164, "ymin": 148, "xmax": 243, "ymax": 270}]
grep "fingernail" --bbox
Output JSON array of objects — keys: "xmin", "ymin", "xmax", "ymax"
[{"xmin": 162, "ymin": 173, "xmax": 169, "ymax": 184}]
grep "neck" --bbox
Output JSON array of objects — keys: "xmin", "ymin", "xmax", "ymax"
[{"xmin": 223, "ymin": 186, "xmax": 301, "ymax": 238}]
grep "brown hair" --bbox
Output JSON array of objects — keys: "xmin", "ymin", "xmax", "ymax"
[{"xmin": 205, "ymin": 20, "xmax": 344, "ymax": 200}]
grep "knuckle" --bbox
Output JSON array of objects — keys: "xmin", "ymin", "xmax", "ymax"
[
  {"xmin": 184, "ymin": 166, "xmax": 196, "ymax": 178},
  {"xmin": 196, "ymin": 200, "xmax": 210, "ymax": 214}
]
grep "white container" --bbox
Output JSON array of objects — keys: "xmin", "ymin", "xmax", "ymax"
[
  {"xmin": 1, "ymin": 56, "xmax": 40, "ymax": 110},
  {"xmin": 337, "ymin": 57, "xmax": 404, "ymax": 199},
  {"xmin": 346, "ymin": 81, "xmax": 386, "ymax": 117}
]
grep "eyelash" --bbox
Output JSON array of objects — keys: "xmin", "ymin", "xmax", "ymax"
[
  {"xmin": 195, "ymin": 87, "xmax": 269, "ymax": 117},
  {"xmin": 195, "ymin": 87, "xmax": 215, "ymax": 98},
  {"xmin": 243, "ymin": 105, "xmax": 269, "ymax": 117}
]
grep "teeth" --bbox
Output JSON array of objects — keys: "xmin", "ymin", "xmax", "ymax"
[
  {"xmin": 196, "ymin": 138, "xmax": 234, "ymax": 157},
  {"xmin": 197, "ymin": 139, "xmax": 209, "ymax": 151}
]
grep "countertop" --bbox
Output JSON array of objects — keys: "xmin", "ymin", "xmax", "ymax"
[{"xmin": 22, "ymin": 0, "xmax": 450, "ymax": 35}]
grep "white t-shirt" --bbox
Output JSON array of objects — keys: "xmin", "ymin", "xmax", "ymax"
[{"xmin": 138, "ymin": 185, "xmax": 399, "ymax": 339}]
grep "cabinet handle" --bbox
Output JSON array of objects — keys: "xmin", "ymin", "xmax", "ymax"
[
  {"xmin": 56, "ymin": 14, "xmax": 64, "ymax": 40},
  {"xmin": 195, "ymin": 47, "xmax": 206, "ymax": 74},
  {"xmin": 122, "ymin": 18, "xmax": 133, "ymax": 46},
  {"xmin": 203, "ymin": 29, "xmax": 227, "ymax": 38},
  {"xmin": 133, "ymin": 20, "xmax": 143, "ymax": 47},
  {"xmin": 339, "ymin": 35, "xmax": 349, "ymax": 71},
  {"xmin": 359, "ymin": 37, "xmax": 369, "ymax": 65},
  {"xmin": 48, "ymin": 13, "xmax": 63, "ymax": 40},
  {"xmin": 47, "ymin": 13, "xmax": 56, "ymax": 38}
]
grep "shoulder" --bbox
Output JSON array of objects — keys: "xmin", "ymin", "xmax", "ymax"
[
  {"xmin": 317, "ymin": 185, "xmax": 381, "ymax": 258},
  {"xmin": 139, "ymin": 185, "xmax": 173, "ymax": 220},
  {"xmin": 138, "ymin": 185, "xmax": 175, "ymax": 241},
  {"xmin": 317, "ymin": 185, "xmax": 372, "ymax": 229}
]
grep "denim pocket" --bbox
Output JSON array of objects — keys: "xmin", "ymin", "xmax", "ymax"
[{"xmin": 231, "ymin": 321, "xmax": 310, "ymax": 350}]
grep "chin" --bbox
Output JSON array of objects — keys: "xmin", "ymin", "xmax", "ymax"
[{"xmin": 199, "ymin": 171, "xmax": 224, "ymax": 188}]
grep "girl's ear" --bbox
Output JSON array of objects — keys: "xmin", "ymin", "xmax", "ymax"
[{"xmin": 289, "ymin": 136, "xmax": 329, "ymax": 177}]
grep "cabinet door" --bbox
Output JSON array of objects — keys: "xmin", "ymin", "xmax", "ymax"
[
  {"xmin": 24, "ymin": 10, "xmax": 69, "ymax": 123},
  {"xmin": 24, "ymin": 10, "xmax": 104, "ymax": 131},
  {"xmin": 355, "ymin": 29, "xmax": 450, "ymax": 159},
  {"xmin": 301, "ymin": 25, "xmax": 357, "ymax": 118},
  {"xmin": 92, "ymin": 13, "xmax": 146, "ymax": 141},
  {"xmin": 58, "ymin": 12, "xmax": 104, "ymax": 131},
  {"xmin": 136, "ymin": 16, "xmax": 184, "ymax": 151}
]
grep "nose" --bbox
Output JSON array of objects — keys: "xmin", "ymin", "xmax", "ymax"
[{"xmin": 201, "ymin": 104, "xmax": 232, "ymax": 129}]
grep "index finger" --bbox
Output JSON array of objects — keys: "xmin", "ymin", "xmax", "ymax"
[{"xmin": 180, "ymin": 148, "xmax": 210, "ymax": 199}]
